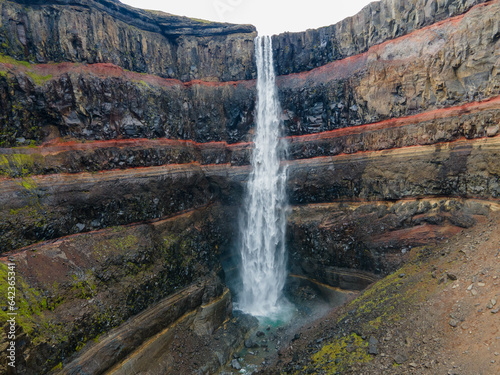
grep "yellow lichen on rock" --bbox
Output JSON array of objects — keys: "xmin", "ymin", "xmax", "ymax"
[{"xmin": 304, "ymin": 333, "xmax": 371, "ymax": 374}]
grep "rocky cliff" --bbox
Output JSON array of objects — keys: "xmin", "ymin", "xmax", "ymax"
[
  {"xmin": 0, "ymin": 0, "xmax": 499, "ymax": 373},
  {"xmin": 272, "ymin": 0, "xmax": 489, "ymax": 75},
  {"xmin": 0, "ymin": 0, "xmax": 256, "ymax": 81}
]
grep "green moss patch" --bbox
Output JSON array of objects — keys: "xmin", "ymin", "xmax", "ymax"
[
  {"xmin": 0, "ymin": 153, "xmax": 37, "ymax": 177},
  {"xmin": 0, "ymin": 53, "xmax": 52, "ymax": 86},
  {"xmin": 339, "ymin": 249, "xmax": 439, "ymax": 329},
  {"xmin": 0, "ymin": 263, "xmax": 49, "ymax": 335},
  {"xmin": 0, "ymin": 53, "xmax": 30, "ymax": 67},
  {"xmin": 25, "ymin": 71, "xmax": 52, "ymax": 85},
  {"xmin": 189, "ymin": 17, "xmax": 212, "ymax": 24}
]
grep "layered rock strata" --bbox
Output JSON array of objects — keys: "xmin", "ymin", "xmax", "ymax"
[
  {"xmin": 2, "ymin": 113, "xmax": 500, "ymax": 252},
  {"xmin": 287, "ymin": 198, "xmax": 493, "ymax": 284},
  {"xmin": 0, "ymin": 206, "xmax": 238, "ymax": 373},
  {"xmin": 1, "ymin": 0, "xmax": 499, "ymax": 148},
  {"xmin": 0, "ymin": 0, "xmax": 499, "ymax": 374},
  {"xmin": 0, "ymin": 0, "xmax": 256, "ymax": 81},
  {"xmin": 272, "ymin": 0, "xmax": 490, "ymax": 75},
  {"xmin": 278, "ymin": 0, "xmax": 500, "ymax": 134}
]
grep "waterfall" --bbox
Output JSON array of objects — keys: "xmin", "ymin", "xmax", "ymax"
[{"xmin": 238, "ymin": 35, "xmax": 289, "ymax": 317}]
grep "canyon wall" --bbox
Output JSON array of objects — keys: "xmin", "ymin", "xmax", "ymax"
[
  {"xmin": 272, "ymin": 0, "xmax": 489, "ymax": 75},
  {"xmin": 0, "ymin": 0, "xmax": 499, "ymax": 373},
  {"xmin": 0, "ymin": 0, "xmax": 256, "ymax": 81}
]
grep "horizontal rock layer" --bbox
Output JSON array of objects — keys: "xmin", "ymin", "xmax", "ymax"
[
  {"xmin": 0, "ymin": 0, "xmax": 498, "ymax": 147},
  {"xmin": 0, "ymin": 0, "xmax": 256, "ymax": 81},
  {"xmin": 278, "ymin": 0, "xmax": 500, "ymax": 135},
  {"xmin": 272, "ymin": 0, "xmax": 489, "ymax": 75},
  {"xmin": 0, "ymin": 206, "xmax": 235, "ymax": 374},
  {"xmin": 1, "ymin": 95, "xmax": 498, "ymax": 177},
  {"xmin": 287, "ymin": 199, "xmax": 495, "ymax": 280},
  {"xmin": 2, "ymin": 135, "xmax": 500, "ymax": 252},
  {"xmin": 0, "ymin": 61, "xmax": 256, "ymax": 147},
  {"xmin": 1, "ymin": 0, "xmax": 485, "ymax": 84}
]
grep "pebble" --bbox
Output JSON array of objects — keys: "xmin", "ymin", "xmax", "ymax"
[
  {"xmin": 409, "ymin": 362, "xmax": 418, "ymax": 368},
  {"xmin": 491, "ymin": 308, "xmax": 499, "ymax": 314},
  {"xmin": 467, "ymin": 284, "xmax": 473, "ymax": 291},
  {"xmin": 368, "ymin": 336, "xmax": 378, "ymax": 355},
  {"xmin": 447, "ymin": 273, "xmax": 458, "ymax": 281},
  {"xmin": 230, "ymin": 359, "xmax": 241, "ymax": 370},
  {"xmin": 244, "ymin": 338, "xmax": 259, "ymax": 348},
  {"xmin": 449, "ymin": 319, "xmax": 459, "ymax": 328},
  {"xmin": 478, "ymin": 282, "xmax": 486, "ymax": 287},
  {"xmin": 471, "ymin": 289, "xmax": 478, "ymax": 296},
  {"xmin": 394, "ymin": 353, "xmax": 408, "ymax": 364}
]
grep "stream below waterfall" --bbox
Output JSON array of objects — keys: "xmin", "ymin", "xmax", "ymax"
[{"xmin": 220, "ymin": 277, "xmax": 357, "ymax": 374}]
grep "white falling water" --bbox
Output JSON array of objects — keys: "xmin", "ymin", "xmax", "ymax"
[{"xmin": 238, "ymin": 35, "xmax": 288, "ymax": 317}]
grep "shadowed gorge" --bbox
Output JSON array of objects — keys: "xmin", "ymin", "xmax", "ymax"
[{"xmin": 0, "ymin": 0, "xmax": 499, "ymax": 374}]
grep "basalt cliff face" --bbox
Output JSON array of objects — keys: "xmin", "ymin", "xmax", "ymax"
[{"xmin": 0, "ymin": 0, "xmax": 499, "ymax": 373}]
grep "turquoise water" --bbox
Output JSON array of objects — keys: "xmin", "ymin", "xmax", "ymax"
[{"xmin": 222, "ymin": 280, "xmax": 355, "ymax": 374}]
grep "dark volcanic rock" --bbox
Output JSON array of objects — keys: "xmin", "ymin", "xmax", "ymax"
[
  {"xmin": 287, "ymin": 199, "xmax": 493, "ymax": 280},
  {"xmin": 277, "ymin": 0, "xmax": 500, "ymax": 136},
  {"xmin": 0, "ymin": 66, "xmax": 256, "ymax": 147},
  {"xmin": 272, "ymin": 0, "xmax": 488, "ymax": 76},
  {"xmin": 0, "ymin": 0, "xmax": 256, "ymax": 81},
  {"xmin": 368, "ymin": 336, "xmax": 378, "ymax": 355},
  {"xmin": 0, "ymin": 205, "xmax": 236, "ymax": 374}
]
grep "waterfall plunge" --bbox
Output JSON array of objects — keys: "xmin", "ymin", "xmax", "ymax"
[{"xmin": 238, "ymin": 35, "xmax": 289, "ymax": 317}]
